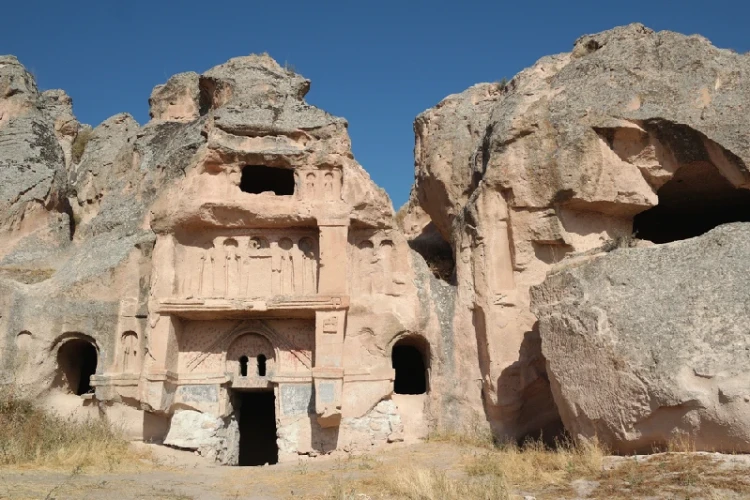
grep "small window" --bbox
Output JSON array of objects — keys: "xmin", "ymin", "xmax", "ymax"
[
  {"xmin": 257, "ymin": 354, "xmax": 267, "ymax": 377},
  {"xmin": 239, "ymin": 356, "xmax": 249, "ymax": 377},
  {"xmin": 240, "ymin": 165, "xmax": 295, "ymax": 195}
]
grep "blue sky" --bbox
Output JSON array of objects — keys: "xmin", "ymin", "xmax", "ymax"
[{"xmin": 3, "ymin": 0, "xmax": 749, "ymax": 209}]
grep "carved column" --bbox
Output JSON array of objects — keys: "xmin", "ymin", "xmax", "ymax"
[{"xmin": 313, "ymin": 220, "xmax": 349, "ymax": 426}]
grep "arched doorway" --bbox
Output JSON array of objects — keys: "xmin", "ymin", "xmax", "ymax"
[
  {"xmin": 392, "ymin": 337, "xmax": 429, "ymax": 395},
  {"xmin": 56, "ymin": 338, "xmax": 98, "ymax": 396}
]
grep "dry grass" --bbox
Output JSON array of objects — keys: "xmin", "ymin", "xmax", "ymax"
[
  {"xmin": 464, "ymin": 437, "xmax": 604, "ymax": 490},
  {"xmin": 0, "ymin": 388, "xmax": 144, "ymax": 469},
  {"xmin": 322, "ymin": 468, "xmax": 508, "ymax": 500},
  {"xmin": 314, "ymin": 433, "xmax": 750, "ymax": 499},
  {"xmin": 373, "ymin": 468, "xmax": 508, "ymax": 500},
  {"xmin": 595, "ymin": 453, "xmax": 750, "ymax": 499},
  {"xmin": 71, "ymin": 126, "xmax": 93, "ymax": 164},
  {"xmin": 0, "ymin": 266, "xmax": 56, "ymax": 284}
]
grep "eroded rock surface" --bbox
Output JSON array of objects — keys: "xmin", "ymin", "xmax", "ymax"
[
  {"xmin": 3, "ymin": 22, "xmax": 750, "ymax": 461},
  {"xmin": 531, "ymin": 223, "xmax": 750, "ymax": 453},
  {"xmin": 0, "ymin": 53, "xmax": 451, "ymax": 463},
  {"xmin": 408, "ymin": 23, "xmax": 750, "ymax": 441}
]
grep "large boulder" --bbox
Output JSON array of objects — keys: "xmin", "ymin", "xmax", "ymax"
[{"xmin": 531, "ymin": 223, "xmax": 750, "ymax": 453}]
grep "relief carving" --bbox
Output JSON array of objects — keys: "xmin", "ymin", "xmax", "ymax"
[
  {"xmin": 177, "ymin": 233, "xmax": 318, "ymax": 299},
  {"xmin": 353, "ymin": 234, "xmax": 402, "ymax": 296}
]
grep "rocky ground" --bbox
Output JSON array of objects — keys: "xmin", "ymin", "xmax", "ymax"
[{"xmin": 2, "ymin": 440, "xmax": 750, "ymax": 499}]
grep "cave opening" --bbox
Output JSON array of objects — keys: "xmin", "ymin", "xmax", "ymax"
[
  {"xmin": 633, "ymin": 162, "xmax": 750, "ymax": 244},
  {"xmin": 56, "ymin": 339, "xmax": 98, "ymax": 396},
  {"xmin": 240, "ymin": 165, "xmax": 295, "ymax": 195},
  {"xmin": 392, "ymin": 338, "xmax": 429, "ymax": 395}
]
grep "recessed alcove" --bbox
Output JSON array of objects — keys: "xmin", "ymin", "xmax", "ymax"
[
  {"xmin": 633, "ymin": 162, "xmax": 750, "ymax": 243},
  {"xmin": 240, "ymin": 165, "xmax": 295, "ymax": 195}
]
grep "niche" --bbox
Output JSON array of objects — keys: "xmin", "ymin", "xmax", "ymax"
[
  {"xmin": 56, "ymin": 339, "xmax": 98, "ymax": 396},
  {"xmin": 392, "ymin": 337, "xmax": 429, "ymax": 395},
  {"xmin": 121, "ymin": 331, "xmax": 139, "ymax": 373},
  {"xmin": 633, "ymin": 162, "xmax": 750, "ymax": 243},
  {"xmin": 407, "ymin": 221, "xmax": 455, "ymax": 282},
  {"xmin": 240, "ymin": 165, "xmax": 295, "ymax": 195}
]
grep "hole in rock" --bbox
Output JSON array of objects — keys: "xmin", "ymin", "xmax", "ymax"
[
  {"xmin": 239, "ymin": 356, "xmax": 249, "ymax": 377},
  {"xmin": 240, "ymin": 165, "xmax": 295, "ymax": 195},
  {"xmin": 56, "ymin": 339, "xmax": 98, "ymax": 396},
  {"xmin": 407, "ymin": 222, "xmax": 455, "ymax": 283},
  {"xmin": 257, "ymin": 354, "xmax": 267, "ymax": 377},
  {"xmin": 392, "ymin": 339, "xmax": 428, "ymax": 395},
  {"xmin": 633, "ymin": 162, "xmax": 750, "ymax": 243},
  {"xmin": 237, "ymin": 391, "xmax": 278, "ymax": 466}
]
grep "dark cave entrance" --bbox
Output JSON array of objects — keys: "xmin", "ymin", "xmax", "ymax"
[
  {"xmin": 633, "ymin": 162, "xmax": 750, "ymax": 244},
  {"xmin": 236, "ymin": 391, "xmax": 278, "ymax": 466},
  {"xmin": 56, "ymin": 339, "xmax": 98, "ymax": 396},
  {"xmin": 392, "ymin": 338, "xmax": 429, "ymax": 395},
  {"xmin": 240, "ymin": 165, "xmax": 295, "ymax": 195}
]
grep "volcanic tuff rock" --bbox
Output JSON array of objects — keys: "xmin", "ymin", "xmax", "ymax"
[
  {"xmin": 408, "ymin": 23, "xmax": 750, "ymax": 441},
  {"xmin": 531, "ymin": 223, "xmax": 750, "ymax": 453},
  {"xmin": 2, "ymin": 22, "xmax": 750, "ymax": 458},
  {"xmin": 0, "ymin": 52, "xmax": 466, "ymax": 462}
]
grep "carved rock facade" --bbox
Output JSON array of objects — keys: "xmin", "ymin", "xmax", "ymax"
[
  {"xmin": 3, "ymin": 23, "xmax": 750, "ymax": 460},
  {"xmin": 0, "ymin": 54, "xmax": 443, "ymax": 463}
]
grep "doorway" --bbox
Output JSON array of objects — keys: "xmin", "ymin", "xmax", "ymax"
[
  {"xmin": 56, "ymin": 339, "xmax": 98, "ymax": 395},
  {"xmin": 236, "ymin": 391, "xmax": 278, "ymax": 466},
  {"xmin": 392, "ymin": 339, "xmax": 428, "ymax": 395}
]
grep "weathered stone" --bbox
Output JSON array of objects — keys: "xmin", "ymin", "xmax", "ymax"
[
  {"xmin": 531, "ymin": 223, "xmax": 750, "ymax": 453},
  {"xmin": 164, "ymin": 410, "xmax": 239, "ymax": 464},
  {"xmin": 4, "ymin": 23, "xmax": 750, "ymax": 463},
  {"xmin": 408, "ymin": 23, "xmax": 750, "ymax": 442},
  {"xmin": 149, "ymin": 72, "xmax": 200, "ymax": 123}
]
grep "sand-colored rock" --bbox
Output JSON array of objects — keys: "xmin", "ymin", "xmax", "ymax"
[
  {"xmin": 531, "ymin": 223, "xmax": 750, "ymax": 453},
  {"xmin": 0, "ymin": 53, "xmax": 451, "ymax": 464},
  {"xmin": 3, "ymin": 23, "xmax": 750, "ymax": 462},
  {"xmin": 409, "ymin": 23, "xmax": 750, "ymax": 441}
]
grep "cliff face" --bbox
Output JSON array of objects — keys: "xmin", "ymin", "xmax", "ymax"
[
  {"xmin": 3, "ymin": 22, "xmax": 750, "ymax": 458},
  {"xmin": 410, "ymin": 23, "xmax": 750, "ymax": 442},
  {"xmin": 0, "ymin": 53, "xmax": 463, "ymax": 461}
]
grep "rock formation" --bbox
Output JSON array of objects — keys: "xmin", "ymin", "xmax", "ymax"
[
  {"xmin": 409, "ymin": 23, "xmax": 750, "ymax": 445},
  {"xmin": 0, "ymin": 53, "xmax": 456, "ymax": 464},
  {"xmin": 2, "ymin": 22, "xmax": 750, "ymax": 462},
  {"xmin": 531, "ymin": 223, "xmax": 750, "ymax": 453}
]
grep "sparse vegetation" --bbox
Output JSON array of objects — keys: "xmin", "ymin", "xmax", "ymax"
[
  {"xmin": 310, "ymin": 433, "xmax": 750, "ymax": 499},
  {"xmin": 0, "ymin": 266, "xmax": 55, "ymax": 284},
  {"xmin": 372, "ymin": 467, "xmax": 509, "ymax": 500},
  {"xmin": 0, "ymin": 388, "xmax": 141, "ymax": 468},
  {"xmin": 71, "ymin": 126, "xmax": 93, "ymax": 164},
  {"xmin": 602, "ymin": 232, "xmax": 640, "ymax": 252},
  {"xmin": 409, "ymin": 237, "xmax": 455, "ymax": 282}
]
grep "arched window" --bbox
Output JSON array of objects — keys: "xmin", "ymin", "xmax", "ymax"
[
  {"xmin": 392, "ymin": 337, "xmax": 428, "ymax": 395},
  {"xmin": 239, "ymin": 356, "xmax": 249, "ymax": 377},
  {"xmin": 257, "ymin": 354, "xmax": 267, "ymax": 377}
]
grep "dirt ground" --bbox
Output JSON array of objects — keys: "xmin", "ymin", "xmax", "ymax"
[{"xmin": 2, "ymin": 441, "xmax": 750, "ymax": 500}]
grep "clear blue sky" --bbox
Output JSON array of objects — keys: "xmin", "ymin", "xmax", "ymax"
[{"xmin": 3, "ymin": 0, "xmax": 749, "ymax": 209}]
